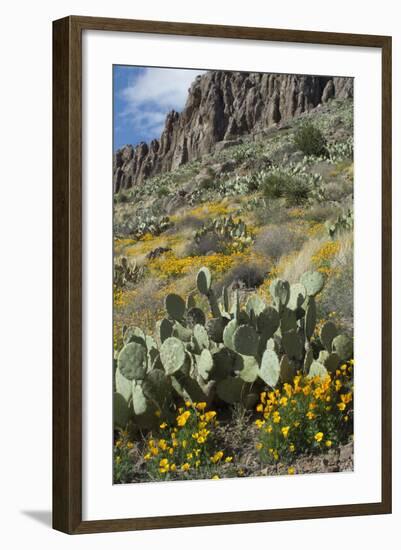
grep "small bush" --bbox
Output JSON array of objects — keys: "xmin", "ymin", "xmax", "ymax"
[
  {"xmin": 303, "ymin": 204, "xmax": 341, "ymax": 223},
  {"xmin": 294, "ymin": 122, "xmax": 327, "ymax": 157},
  {"xmin": 217, "ymin": 262, "xmax": 267, "ymax": 292},
  {"xmin": 166, "ymin": 215, "xmax": 204, "ymax": 234},
  {"xmin": 114, "ymin": 191, "xmax": 129, "ymax": 204},
  {"xmin": 157, "ymin": 185, "xmax": 169, "ymax": 198},
  {"xmin": 186, "ymin": 232, "xmax": 230, "ymax": 256},
  {"xmin": 320, "ymin": 241, "xmax": 353, "ymax": 333},
  {"xmin": 262, "ymin": 172, "xmax": 311, "ymax": 206},
  {"xmin": 254, "ymin": 225, "xmax": 304, "ymax": 262}
]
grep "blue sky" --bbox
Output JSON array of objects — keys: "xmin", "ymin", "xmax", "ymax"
[{"xmin": 113, "ymin": 66, "xmax": 205, "ymax": 151}]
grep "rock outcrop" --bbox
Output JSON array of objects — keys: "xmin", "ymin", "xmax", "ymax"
[{"xmin": 114, "ymin": 71, "xmax": 353, "ymax": 192}]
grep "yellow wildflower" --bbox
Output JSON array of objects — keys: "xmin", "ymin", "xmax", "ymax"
[
  {"xmin": 314, "ymin": 432, "xmax": 324, "ymax": 443},
  {"xmin": 211, "ymin": 451, "xmax": 224, "ymax": 464},
  {"xmin": 159, "ymin": 458, "xmax": 169, "ymax": 473},
  {"xmin": 177, "ymin": 410, "xmax": 191, "ymax": 427},
  {"xmin": 288, "ymin": 467, "xmax": 295, "ymax": 475},
  {"xmin": 181, "ymin": 463, "xmax": 190, "ymax": 472},
  {"xmin": 281, "ymin": 426, "xmax": 290, "ymax": 438}
]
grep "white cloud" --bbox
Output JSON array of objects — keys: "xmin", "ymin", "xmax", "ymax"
[
  {"xmin": 122, "ymin": 67, "xmax": 205, "ymax": 109},
  {"xmin": 120, "ymin": 67, "xmax": 206, "ymax": 142}
]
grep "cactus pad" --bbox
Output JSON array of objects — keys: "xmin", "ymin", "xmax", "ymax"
[
  {"xmin": 142, "ymin": 369, "xmax": 172, "ymax": 408},
  {"xmin": 287, "ymin": 283, "xmax": 307, "ymax": 310},
  {"xmin": 233, "ymin": 325, "xmax": 260, "ymax": 356},
  {"xmin": 158, "ymin": 318, "xmax": 173, "ymax": 343},
  {"xmin": 260, "ymin": 349, "xmax": 280, "ymax": 387},
  {"xmin": 280, "ymin": 355, "xmax": 296, "ymax": 384},
  {"xmin": 305, "ymin": 297, "xmax": 317, "ymax": 340},
  {"xmin": 216, "ymin": 377, "xmax": 246, "ymax": 404},
  {"xmin": 197, "ymin": 349, "xmax": 214, "ymax": 380},
  {"xmin": 235, "ymin": 354, "xmax": 259, "ymax": 383},
  {"xmin": 165, "ymin": 293, "xmax": 186, "ymax": 320},
  {"xmin": 197, "ymin": 267, "xmax": 212, "ymax": 295},
  {"xmin": 332, "ymin": 334, "xmax": 353, "ymax": 361},
  {"xmin": 307, "ymin": 360, "xmax": 329, "ymax": 380},
  {"xmin": 115, "ymin": 367, "xmax": 133, "ymax": 402},
  {"xmin": 160, "ymin": 337, "xmax": 186, "ymax": 375},
  {"xmin": 186, "ymin": 307, "xmax": 206, "ymax": 327},
  {"xmin": 113, "ymin": 392, "xmax": 130, "ymax": 429},
  {"xmin": 320, "ymin": 321, "xmax": 338, "ymax": 351},
  {"xmin": 118, "ymin": 341, "xmax": 147, "ymax": 381},
  {"xmin": 257, "ymin": 306, "xmax": 280, "ymax": 338},
  {"xmin": 270, "ymin": 278, "xmax": 290, "ymax": 307},
  {"xmin": 282, "ymin": 329, "xmax": 304, "ymax": 360},
  {"xmin": 193, "ymin": 324, "xmax": 210, "ymax": 351},
  {"xmin": 246, "ymin": 295, "xmax": 266, "ymax": 317},
  {"xmin": 123, "ymin": 326, "xmax": 146, "ymax": 347},
  {"xmin": 206, "ymin": 316, "xmax": 229, "ymax": 343},
  {"xmin": 300, "ymin": 271, "xmax": 325, "ymax": 297}
]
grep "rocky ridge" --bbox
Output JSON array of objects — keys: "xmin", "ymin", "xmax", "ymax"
[{"xmin": 114, "ymin": 71, "xmax": 353, "ymax": 192}]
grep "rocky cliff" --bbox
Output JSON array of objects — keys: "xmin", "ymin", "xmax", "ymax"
[{"xmin": 114, "ymin": 71, "xmax": 353, "ymax": 192}]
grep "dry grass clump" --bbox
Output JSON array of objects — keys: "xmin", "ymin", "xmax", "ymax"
[
  {"xmin": 302, "ymin": 204, "xmax": 341, "ymax": 223},
  {"xmin": 319, "ymin": 235, "xmax": 353, "ymax": 333},
  {"xmin": 254, "ymin": 224, "xmax": 305, "ymax": 263},
  {"xmin": 322, "ymin": 179, "xmax": 353, "ymax": 203},
  {"xmin": 280, "ymin": 236, "xmax": 326, "ymax": 283},
  {"xmin": 215, "ymin": 262, "xmax": 268, "ymax": 293}
]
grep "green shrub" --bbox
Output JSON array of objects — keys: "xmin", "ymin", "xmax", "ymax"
[
  {"xmin": 157, "ymin": 186, "xmax": 169, "ymax": 198},
  {"xmin": 294, "ymin": 122, "xmax": 327, "ymax": 157},
  {"xmin": 262, "ymin": 172, "xmax": 311, "ymax": 206}
]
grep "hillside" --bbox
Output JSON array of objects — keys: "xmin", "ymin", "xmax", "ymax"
[
  {"xmin": 112, "ymin": 73, "xmax": 354, "ymax": 484},
  {"xmin": 113, "ymin": 71, "xmax": 353, "ymax": 191}
]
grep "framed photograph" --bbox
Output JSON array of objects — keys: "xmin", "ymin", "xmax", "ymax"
[{"xmin": 53, "ymin": 16, "xmax": 392, "ymax": 534}]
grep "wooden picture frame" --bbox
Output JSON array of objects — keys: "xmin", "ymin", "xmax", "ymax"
[{"xmin": 53, "ymin": 15, "xmax": 392, "ymax": 534}]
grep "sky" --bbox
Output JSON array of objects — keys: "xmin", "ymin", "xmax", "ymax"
[{"xmin": 113, "ymin": 66, "xmax": 205, "ymax": 151}]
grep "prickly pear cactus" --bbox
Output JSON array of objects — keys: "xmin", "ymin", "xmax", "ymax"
[{"xmin": 116, "ymin": 265, "xmax": 353, "ymax": 430}]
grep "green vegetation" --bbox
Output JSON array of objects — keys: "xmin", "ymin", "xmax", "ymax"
[
  {"xmin": 293, "ymin": 122, "xmax": 327, "ymax": 157},
  {"xmin": 113, "ymin": 97, "xmax": 354, "ymax": 482}
]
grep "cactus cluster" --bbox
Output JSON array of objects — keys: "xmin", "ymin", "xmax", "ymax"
[
  {"xmin": 114, "ymin": 257, "xmax": 145, "ymax": 288},
  {"xmin": 194, "ymin": 216, "xmax": 254, "ymax": 252},
  {"xmin": 114, "ymin": 266, "xmax": 353, "ymax": 430},
  {"xmin": 129, "ymin": 215, "xmax": 172, "ymax": 241},
  {"xmin": 326, "ymin": 209, "xmax": 353, "ymax": 239}
]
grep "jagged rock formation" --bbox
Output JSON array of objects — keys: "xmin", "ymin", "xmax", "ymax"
[{"xmin": 114, "ymin": 71, "xmax": 353, "ymax": 192}]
